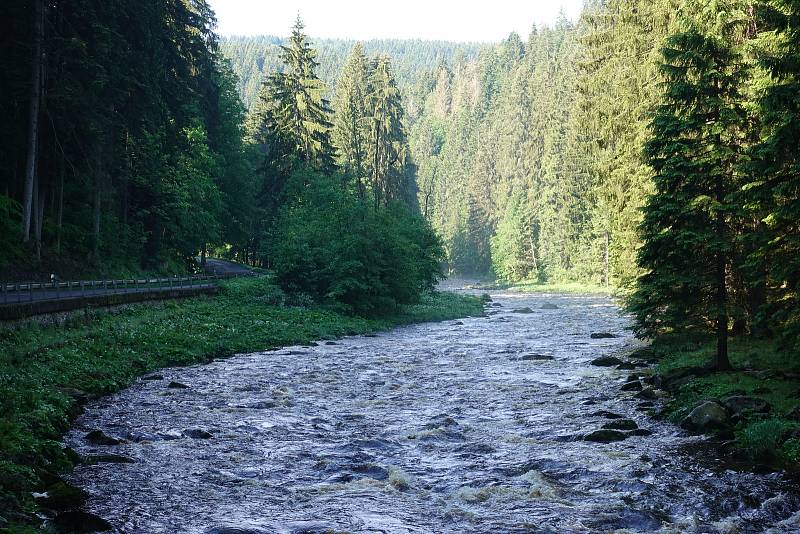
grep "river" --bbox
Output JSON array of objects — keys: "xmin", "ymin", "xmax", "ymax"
[{"xmin": 64, "ymin": 288, "xmax": 800, "ymax": 533}]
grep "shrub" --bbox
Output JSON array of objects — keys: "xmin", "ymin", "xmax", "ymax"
[
  {"xmin": 271, "ymin": 169, "xmax": 444, "ymax": 316},
  {"xmin": 736, "ymin": 418, "xmax": 797, "ymax": 461}
]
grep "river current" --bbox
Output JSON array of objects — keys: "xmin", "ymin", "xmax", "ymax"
[{"xmin": 64, "ymin": 288, "xmax": 800, "ymax": 533}]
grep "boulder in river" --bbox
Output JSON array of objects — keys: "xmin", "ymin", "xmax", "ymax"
[
  {"xmin": 512, "ymin": 307, "xmax": 535, "ymax": 314},
  {"xmin": 184, "ymin": 428, "xmax": 213, "ymax": 439},
  {"xmin": 680, "ymin": 400, "xmax": 729, "ymax": 433},
  {"xmin": 584, "ymin": 429, "xmax": 628, "ymax": 443},
  {"xmin": 590, "ymin": 332, "xmax": 617, "ymax": 339},
  {"xmin": 521, "ymin": 353, "xmax": 554, "ymax": 361},
  {"xmin": 142, "ymin": 374, "xmax": 163, "ymax": 380},
  {"xmin": 51, "ymin": 511, "xmax": 112, "ymax": 533},
  {"xmin": 35, "ymin": 481, "xmax": 87, "ymax": 511},
  {"xmin": 84, "ymin": 429, "xmax": 121, "ymax": 446},
  {"xmin": 620, "ymin": 380, "xmax": 643, "ymax": 392},
  {"xmin": 722, "ymin": 395, "xmax": 771, "ymax": 416},
  {"xmin": 590, "ymin": 410, "xmax": 624, "ymax": 419},
  {"xmin": 590, "ymin": 356, "xmax": 624, "ymax": 367},
  {"xmin": 168, "ymin": 381, "xmax": 189, "ymax": 389},
  {"xmin": 602, "ymin": 419, "xmax": 639, "ymax": 431},
  {"xmin": 634, "ymin": 387, "xmax": 657, "ymax": 400},
  {"xmin": 541, "ymin": 302, "xmax": 559, "ymax": 310},
  {"xmin": 83, "ymin": 454, "xmax": 135, "ymax": 465},
  {"xmin": 628, "ymin": 428, "xmax": 653, "ymax": 437}
]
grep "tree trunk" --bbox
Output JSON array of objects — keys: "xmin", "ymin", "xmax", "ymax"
[
  {"xmin": 22, "ymin": 0, "xmax": 44, "ymax": 242},
  {"xmin": 56, "ymin": 157, "xmax": 64, "ymax": 254},
  {"xmin": 715, "ymin": 178, "xmax": 731, "ymax": 371}
]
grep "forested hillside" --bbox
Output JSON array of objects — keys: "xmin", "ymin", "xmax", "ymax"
[
  {"xmin": 0, "ymin": 0, "xmax": 251, "ymax": 278},
  {"xmin": 221, "ymin": 36, "xmax": 487, "ymax": 109},
  {"xmin": 407, "ymin": 9, "xmax": 671, "ymax": 287}
]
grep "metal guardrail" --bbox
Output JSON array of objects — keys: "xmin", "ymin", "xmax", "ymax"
[{"xmin": 0, "ymin": 273, "xmax": 239, "ymax": 306}]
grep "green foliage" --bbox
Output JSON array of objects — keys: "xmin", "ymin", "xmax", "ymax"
[
  {"xmin": 629, "ymin": 26, "xmax": 746, "ymax": 370},
  {"xmin": 271, "ymin": 169, "xmax": 444, "ymax": 315},
  {"xmin": 736, "ymin": 419, "xmax": 798, "ymax": 462},
  {"xmin": 0, "ymin": 277, "xmax": 481, "ymax": 528},
  {"xmin": 491, "ymin": 191, "xmax": 536, "ymax": 282}
]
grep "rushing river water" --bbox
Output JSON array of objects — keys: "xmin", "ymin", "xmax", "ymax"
[{"xmin": 64, "ymin": 288, "xmax": 800, "ymax": 533}]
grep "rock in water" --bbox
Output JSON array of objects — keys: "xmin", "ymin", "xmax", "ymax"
[
  {"xmin": 590, "ymin": 332, "xmax": 617, "ymax": 339},
  {"xmin": 83, "ymin": 454, "xmax": 135, "ymax": 465},
  {"xmin": 84, "ymin": 430, "xmax": 121, "ymax": 446},
  {"xmin": 168, "ymin": 381, "xmax": 189, "ymax": 389},
  {"xmin": 620, "ymin": 380, "xmax": 643, "ymax": 392},
  {"xmin": 51, "ymin": 511, "xmax": 112, "ymax": 533},
  {"xmin": 183, "ymin": 428, "xmax": 213, "ymax": 439},
  {"xmin": 602, "ymin": 419, "xmax": 639, "ymax": 431},
  {"xmin": 722, "ymin": 395, "xmax": 771, "ymax": 416},
  {"xmin": 635, "ymin": 387, "xmax": 657, "ymax": 400},
  {"xmin": 35, "ymin": 482, "xmax": 87, "ymax": 511},
  {"xmin": 680, "ymin": 401, "xmax": 729, "ymax": 432},
  {"xmin": 521, "ymin": 354, "xmax": 554, "ymax": 361},
  {"xmin": 590, "ymin": 356, "xmax": 624, "ymax": 367},
  {"xmin": 590, "ymin": 410, "xmax": 624, "ymax": 419},
  {"xmin": 584, "ymin": 429, "xmax": 628, "ymax": 443},
  {"xmin": 541, "ymin": 302, "xmax": 559, "ymax": 310},
  {"xmin": 512, "ymin": 307, "xmax": 534, "ymax": 314}
]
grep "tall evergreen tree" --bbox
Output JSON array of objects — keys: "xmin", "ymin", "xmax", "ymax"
[
  {"xmin": 629, "ymin": 29, "xmax": 746, "ymax": 370},
  {"xmin": 332, "ymin": 43, "xmax": 370, "ymax": 197},
  {"xmin": 259, "ymin": 16, "xmax": 334, "ymax": 169},
  {"xmin": 367, "ymin": 55, "xmax": 408, "ymax": 208},
  {"xmin": 747, "ymin": 0, "xmax": 800, "ymax": 343}
]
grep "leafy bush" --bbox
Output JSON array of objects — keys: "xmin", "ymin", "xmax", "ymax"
[
  {"xmin": 736, "ymin": 418, "xmax": 797, "ymax": 461},
  {"xmin": 271, "ymin": 169, "xmax": 444, "ymax": 315},
  {"xmin": 781, "ymin": 438, "xmax": 800, "ymax": 466}
]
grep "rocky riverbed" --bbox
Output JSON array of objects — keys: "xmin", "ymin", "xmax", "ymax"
[{"xmin": 61, "ymin": 288, "xmax": 800, "ymax": 532}]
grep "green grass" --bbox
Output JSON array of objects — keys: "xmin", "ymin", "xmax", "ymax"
[
  {"xmin": 479, "ymin": 278, "xmax": 613, "ymax": 295},
  {"xmin": 0, "ymin": 277, "xmax": 483, "ymax": 530},
  {"xmin": 651, "ymin": 332, "xmax": 800, "ymax": 468}
]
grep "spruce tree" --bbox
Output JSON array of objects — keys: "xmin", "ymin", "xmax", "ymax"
[
  {"xmin": 747, "ymin": 0, "xmax": 800, "ymax": 343},
  {"xmin": 260, "ymin": 16, "xmax": 334, "ymax": 169},
  {"xmin": 332, "ymin": 43, "xmax": 370, "ymax": 197},
  {"xmin": 367, "ymin": 55, "xmax": 408, "ymax": 208},
  {"xmin": 629, "ymin": 30, "xmax": 746, "ymax": 370}
]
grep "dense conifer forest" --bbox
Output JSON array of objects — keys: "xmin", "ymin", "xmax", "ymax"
[
  {"xmin": 2, "ymin": 0, "xmax": 800, "ymax": 364},
  {"xmin": 2, "ymin": 1, "xmax": 800, "ymax": 529}
]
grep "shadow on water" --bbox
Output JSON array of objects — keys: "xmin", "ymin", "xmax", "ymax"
[{"xmin": 64, "ymin": 283, "xmax": 800, "ymax": 533}]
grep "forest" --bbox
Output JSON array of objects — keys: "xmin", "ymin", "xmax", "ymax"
[
  {"xmin": 2, "ymin": 0, "xmax": 800, "ymax": 349},
  {"xmin": 2, "ymin": 0, "xmax": 800, "ymax": 530}
]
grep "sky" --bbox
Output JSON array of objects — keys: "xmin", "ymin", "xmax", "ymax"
[{"xmin": 207, "ymin": 0, "xmax": 585, "ymax": 43}]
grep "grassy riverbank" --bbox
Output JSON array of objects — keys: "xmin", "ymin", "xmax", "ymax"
[
  {"xmin": 468, "ymin": 278, "xmax": 612, "ymax": 295},
  {"xmin": 650, "ymin": 333, "xmax": 800, "ymax": 469},
  {"xmin": 0, "ymin": 277, "xmax": 483, "ymax": 531}
]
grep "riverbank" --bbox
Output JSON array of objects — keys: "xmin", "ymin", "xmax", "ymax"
[
  {"xmin": 467, "ymin": 278, "xmax": 613, "ymax": 295},
  {"xmin": 0, "ymin": 277, "xmax": 483, "ymax": 531},
  {"xmin": 647, "ymin": 333, "xmax": 800, "ymax": 470}
]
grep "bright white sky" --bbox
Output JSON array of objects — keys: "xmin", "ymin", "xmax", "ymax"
[{"xmin": 208, "ymin": 0, "xmax": 585, "ymax": 42}]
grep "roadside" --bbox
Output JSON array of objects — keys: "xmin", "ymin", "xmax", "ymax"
[{"xmin": 0, "ymin": 277, "xmax": 483, "ymax": 532}]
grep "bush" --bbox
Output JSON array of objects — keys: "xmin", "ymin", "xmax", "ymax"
[
  {"xmin": 271, "ymin": 169, "xmax": 444, "ymax": 316},
  {"xmin": 736, "ymin": 418, "xmax": 797, "ymax": 461}
]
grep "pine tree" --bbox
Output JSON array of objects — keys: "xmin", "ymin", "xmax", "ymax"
[
  {"xmin": 332, "ymin": 43, "xmax": 370, "ymax": 197},
  {"xmin": 367, "ymin": 55, "xmax": 408, "ymax": 208},
  {"xmin": 260, "ymin": 16, "xmax": 334, "ymax": 169},
  {"xmin": 745, "ymin": 0, "xmax": 800, "ymax": 344},
  {"xmin": 629, "ymin": 29, "xmax": 746, "ymax": 370}
]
